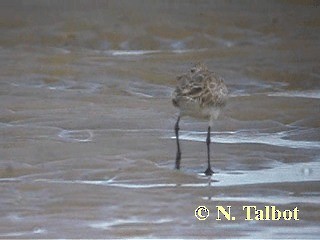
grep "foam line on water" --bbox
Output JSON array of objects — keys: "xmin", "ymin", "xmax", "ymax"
[
  {"xmin": 105, "ymin": 50, "xmax": 161, "ymax": 56},
  {"xmin": 174, "ymin": 130, "xmax": 320, "ymax": 150},
  {"xmin": 213, "ymin": 161, "xmax": 320, "ymax": 187},
  {"xmin": 268, "ymin": 90, "xmax": 320, "ymax": 99},
  {"xmin": 102, "ymin": 48, "xmax": 209, "ymax": 56},
  {"xmin": 206, "ymin": 195, "xmax": 320, "ymax": 204},
  {"xmin": 89, "ymin": 217, "xmax": 172, "ymax": 230}
]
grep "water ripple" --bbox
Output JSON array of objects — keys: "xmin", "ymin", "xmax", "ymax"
[
  {"xmin": 0, "ymin": 228, "xmax": 47, "ymax": 237},
  {"xmin": 32, "ymin": 161, "xmax": 320, "ymax": 189},
  {"xmin": 58, "ymin": 129, "xmax": 93, "ymax": 142},
  {"xmin": 126, "ymin": 82, "xmax": 173, "ymax": 98},
  {"xmin": 10, "ymin": 77, "xmax": 101, "ymax": 93}
]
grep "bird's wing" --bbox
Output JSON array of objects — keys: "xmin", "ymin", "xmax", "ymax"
[
  {"xmin": 204, "ymin": 72, "xmax": 228, "ymax": 107},
  {"xmin": 177, "ymin": 74, "xmax": 205, "ymax": 100}
]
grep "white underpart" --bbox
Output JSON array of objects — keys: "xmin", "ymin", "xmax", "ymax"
[
  {"xmin": 179, "ymin": 100, "xmax": 221, "ymax": 127},
  {"xmin": 207, "ymin": 107, "xmax": 221, "ymax": 127}
]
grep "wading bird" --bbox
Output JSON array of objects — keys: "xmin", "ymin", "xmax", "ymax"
[{"xmin": 172, "ymin": 63, "xmax": 228, "ymax": 175}]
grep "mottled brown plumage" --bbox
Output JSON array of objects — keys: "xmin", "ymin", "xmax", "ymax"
[
  {"xmin": 172, "ymin": 63, "xmax": 228, "ymax": 124},
  {"xmin": 172, "ymin": 63, "xmax": 228, "ymax": 175}
]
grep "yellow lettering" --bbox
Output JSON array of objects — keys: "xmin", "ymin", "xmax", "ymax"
[
  {"xmin": 264, "ymin": 206, "xmax": 270, "ymax": 220},
  {"xmin": 255, "ymin": 209, "xmax": 264, "ymax": 220},
  {"xmin": 283, "ymin": 210, "xmax": 292, "ymax": 220},
  {"xmin": 271, "ymin": 206, "xmax": 281, "ymax": 220},
  {"xmin": 243, "ymin": 206, "xmax": 255, "ymax": 220},
  {"xmin": 293, "ymin": 207, "xmax": 299, "ymax": 220},
  {"xmin": 216, "ymin": 206, "xmax": 232, "ymax": 220}
]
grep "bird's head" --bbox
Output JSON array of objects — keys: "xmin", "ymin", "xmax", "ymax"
[{"xmin": 190, "ymin": 62, "xmax": 208, "ymax": 74}]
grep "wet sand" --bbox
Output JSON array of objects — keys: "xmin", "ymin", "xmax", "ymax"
[{"xmin": 0, "ymin": 1, "xmax": 320, "ymax": 239}]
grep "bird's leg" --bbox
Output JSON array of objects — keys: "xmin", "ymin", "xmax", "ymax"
[
  {"xmin": 204, "ymin": 126, "xmax": 214, "ymax": 176},
  {"xmin": 175, "ymin": 116, "xmax": 181, "ymax": 169}
]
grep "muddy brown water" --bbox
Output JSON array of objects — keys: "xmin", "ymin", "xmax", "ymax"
[{"xmin": 0, "ymin": 1, "xmax": 319, "ymax": 239}]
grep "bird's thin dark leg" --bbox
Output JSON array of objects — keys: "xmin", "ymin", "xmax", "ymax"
[
  {"xmin": 175, "ymin": 116, "xmax": 181, "ymax": 169},
  {"xmin": 204, "ymin": 126, "xmax": 214, "ymax": 176}
]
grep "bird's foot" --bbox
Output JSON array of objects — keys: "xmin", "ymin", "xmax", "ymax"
[
  {"xmin": 175, "ymin": 160, "xmax": 180, "ymax": 170},
  {"xmin": 204, "ymin": 167, "xmax": 214, "ymax": 176}
]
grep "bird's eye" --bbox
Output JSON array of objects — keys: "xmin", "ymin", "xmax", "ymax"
[{"xmin": 191, "ymin": 68, "xmax": 195, "ymax": 73}]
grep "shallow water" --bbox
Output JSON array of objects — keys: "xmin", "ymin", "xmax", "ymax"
[{"xmin": 0, "ymin": 0, "xmax": 320, "ymax": 239}]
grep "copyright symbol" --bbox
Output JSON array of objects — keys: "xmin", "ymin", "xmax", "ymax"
[{"xmin": 195, "ymin": 206, "xmax": 209, "ymax": 220}]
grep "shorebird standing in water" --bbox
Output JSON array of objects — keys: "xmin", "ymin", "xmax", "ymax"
[{"xmin": 172, "ymin": 63, "xmax": 228, "ymax": 175}]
